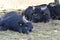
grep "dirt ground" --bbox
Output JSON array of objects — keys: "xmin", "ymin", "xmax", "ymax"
[{"xmin": 0, "ymin": 20, "xmax": 60, "ymax": 40}]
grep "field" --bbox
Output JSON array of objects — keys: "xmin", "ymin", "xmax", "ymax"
[
  {"xmin": 0, "ymin": 11, "xmax": 60, "ymax": 40},
  {"xmin": 0, "ymin": 20, "xmax": 60, "ymax": 40}
]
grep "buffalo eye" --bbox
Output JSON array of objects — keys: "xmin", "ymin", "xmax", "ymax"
[
  {"xmin": 18, "ymin": 22, "xmax": 24, "ymax": 26},
  {"xmin": 19, "ymin": 23, "xmax": 23, "ymax": 26},
  {"xmin": 32, "ymin": 13, "xmax": 37, "ymax": 16}
]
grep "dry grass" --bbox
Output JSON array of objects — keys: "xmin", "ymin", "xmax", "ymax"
[
  {"xmin": 0, "ymin": 11, "xmax": 60, "ymax": 40},
  {"xmin": 0, "ymin": 20, "xmax": 59, "ymax": 40}
]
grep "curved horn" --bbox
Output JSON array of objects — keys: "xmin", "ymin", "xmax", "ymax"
[
  {"xmin": 41, "ymin": 6, "xmax": 47, "ymax": 11},
  {"xmin": 23, "ymin": 16, "xmax": 29, "ymax": 23},
  {"xmin": 32, "ymin": 6, "xmax": 35, "ymax": 10}
]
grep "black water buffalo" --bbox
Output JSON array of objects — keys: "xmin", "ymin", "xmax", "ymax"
[
  {"xmin": 0, "ymin": 11, "xmax": 33, "ymax": 34},
  {"xmin": 47, "ymin": 3, "xmax": 59, "ymax": 19},
  {"xmin": 22, "ymin": 6, "xmax": 34, "ymax": 21},
  {"xmin": 35, "ymin": 4, "xmax": 51, "ymax": 22},
  {"xmin": 23, "ymin": 4, "xmax": 51, "ymax": 23},
  {"xmin": 54, "ymin": 5, "xmax": 60, "ymax": 20}
]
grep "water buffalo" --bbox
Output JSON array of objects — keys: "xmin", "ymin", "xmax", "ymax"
[
  {"xmin": 47, "ymin": 3, "xmax": 58, "ymax": 19},
  {"xmin": 35, "ymin": 4, "xmax": 51, "ymax": 22},
  {"xmin": 23, "ymin": 4, "xmax": 51, "ymax": 23},
  {"xmin": 0, "ymin": 11, "xmax": 33, "ymax": 34}
]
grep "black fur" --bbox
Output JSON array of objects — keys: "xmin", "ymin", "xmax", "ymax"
[
  {"xmin": 0, "ymin": 11, "xmax": 33, "ymax": 34},
  {"xmin": 23, "ymin": 4, "xmax": 51, "ymax": 23}
]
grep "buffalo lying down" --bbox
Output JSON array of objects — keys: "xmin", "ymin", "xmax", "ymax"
[
  {"xmin": 22, "ymin": 6, "xmax": 34, "ymax": 21},
  {"xmin": 23, "ymin": 4, "xmax": 51, "ymax": 23},
  {"xmin": 48, "ymin": 3, "xmax": 60, "ymax": 20},
  {"xmin": 35, "ymin": 4, "xmax": 51, "ymax": 22},
  {"xmin": 0, "ymin": 11, "xmax": 33, "ymax": 34}
]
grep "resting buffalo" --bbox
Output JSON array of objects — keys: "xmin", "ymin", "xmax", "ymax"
[
  {"xmin": 23, "ymin": 4, "xmax": 51, "ymax": 23},
  {"xmin": 22, "ymin": 6, "xmax": 34, "ymax": 21},
  {"xmin": 35, "ymin": 4, "xmax": 51, "ymax": 22},
  {"xmin": 47, "ymin": 3, "xmax": 59, "ymax": 19},
  {"xmin": 0, "ymin": 11, "xmax": 33, "ymax": 34}
]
